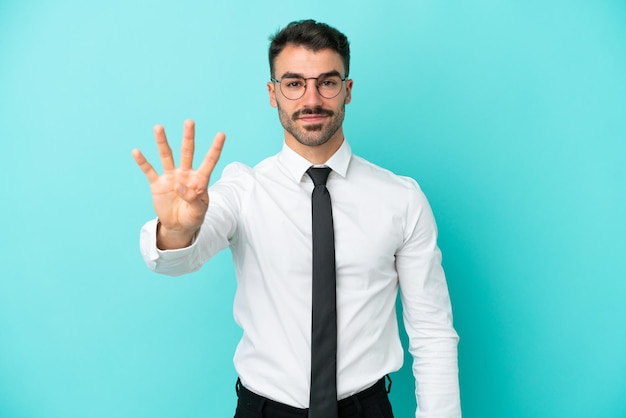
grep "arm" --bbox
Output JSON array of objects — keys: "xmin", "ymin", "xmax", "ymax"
[{"xmin": 396, "ymin": 183, "xmax": 461, "ymax": 418}]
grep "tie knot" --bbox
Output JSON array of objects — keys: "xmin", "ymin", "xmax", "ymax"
[{"xmin": 307, "ymin": 167, "xmax": 332, "ymax": 187}]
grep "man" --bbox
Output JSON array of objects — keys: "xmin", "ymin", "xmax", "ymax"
[{"xmin": 133, "ymin": 20, "xmax": 460, "ymax": 418}]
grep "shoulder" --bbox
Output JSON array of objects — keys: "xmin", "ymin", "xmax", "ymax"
[
  {"xmin": 209, "ymin": 162, "xmax": 255, "ymax": 197},
  {"xmin": 346, "ymin": 155, "xmax": 436, "ymax": 239},
  {"xmin": 212, "ymin": 162, "xmax": 253, "ymax": 187},
  {"xmin": 216, "ymin": 152, "xmax": 278, "ymax": 178},
  {"xmin": 211, "ymin": 153, "xmax": 281, "ymax": 189},
  {"xmin": 346, "ymin": 155, "xmax": 435, "ymax": 222},
  {"xmin": 349, "ymin": 154, "xmax": 425, "ymax": 197}
]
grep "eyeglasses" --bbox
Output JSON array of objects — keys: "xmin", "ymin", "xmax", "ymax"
[{"xmin": 271, "ymin": 74, "xmax": 348, "ymax": 100}]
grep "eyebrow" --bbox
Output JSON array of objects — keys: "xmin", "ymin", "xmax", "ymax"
[{"xmin": 279, "ymin": 70, "xmax": 343, "ymax": 79}]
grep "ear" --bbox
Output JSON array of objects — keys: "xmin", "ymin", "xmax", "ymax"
[
  {"xmin": 344, "ymin": 78, "xmax": 353, "ymax": 105},
  {"xmin": 267, "ymin": 81, "xmax": 278, "ymax": 108}
]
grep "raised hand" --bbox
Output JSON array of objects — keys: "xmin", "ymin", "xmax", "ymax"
[{"xmin": 132, "ymin": 119, "xmax": 225, "ymax": 249}]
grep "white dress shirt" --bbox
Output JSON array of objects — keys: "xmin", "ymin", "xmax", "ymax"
[{"xmin": 140, "ymin": 140, "xmax": 461, "ymax": 417}]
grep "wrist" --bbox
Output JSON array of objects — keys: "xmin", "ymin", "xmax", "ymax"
[{"xmin": 156, "ymin": 221, "xmax": 198, "ymax": 250}]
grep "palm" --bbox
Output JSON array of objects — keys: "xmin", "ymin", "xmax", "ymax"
[
  {"xmin": 149, "ymin": 167, "xmax": 209, "ymax": 229},
  {"xmin": 132, "ymin": 120, "xmax": 225, "ymax": 246}
]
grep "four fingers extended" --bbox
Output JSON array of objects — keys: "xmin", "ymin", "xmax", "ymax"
[{"xmin": 132, "ymin": 120, "xmax": 226, "ymax": 185}]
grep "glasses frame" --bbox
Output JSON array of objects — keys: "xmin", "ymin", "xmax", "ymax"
[{"xmin": 270, "ymin": 74, "xmax": 349, "ymax": 100}]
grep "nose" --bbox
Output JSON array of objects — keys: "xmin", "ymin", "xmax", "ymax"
[{"xmin": 301, "ymin": 81, "xmax": 324, "ymax": 106}]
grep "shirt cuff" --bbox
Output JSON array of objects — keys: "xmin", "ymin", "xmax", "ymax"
[{"xmin": 139, "ymin": 218, "xmax": 200, "ymax": 272}]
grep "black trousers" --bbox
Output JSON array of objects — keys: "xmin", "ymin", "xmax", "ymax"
[{"xmin": 234, "ymin": 377, "xmax": 394, "ymax": 418}]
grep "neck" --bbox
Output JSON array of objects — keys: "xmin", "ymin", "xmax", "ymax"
[{"xmin": 284, "ymin": 130, "xmax": 344, "ymax": 165}]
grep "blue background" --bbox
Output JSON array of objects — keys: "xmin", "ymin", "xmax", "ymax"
[{"xmin": 1, "ymin": 1, "xmax": 625, "ymax": 417}]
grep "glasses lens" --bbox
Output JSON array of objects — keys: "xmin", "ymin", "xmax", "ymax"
[
  {"xmin": 317, "ymin": 75, "xmax": 343, "ymax": 99},
  {"xmin": 280, "ymin": 77, "xmax": 306, "ymax": 100}
]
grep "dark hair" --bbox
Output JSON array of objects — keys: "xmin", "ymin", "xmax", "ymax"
[{"xmin": 269, "ymin": 19, "xmax": 350, "ymax": 78}]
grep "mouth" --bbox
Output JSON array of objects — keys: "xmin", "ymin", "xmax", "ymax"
[
  {"xmin": 298, "ymin": 114, "xmax": 328, "ymax": 124},
  {"xmin": 292, "ymin": 107, "xmax": 334, "ymax": 124}
]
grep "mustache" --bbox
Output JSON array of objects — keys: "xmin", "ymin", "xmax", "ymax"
[{"xmin": 292, "ymin": 106, "xmax": 334, "ymax": 121}]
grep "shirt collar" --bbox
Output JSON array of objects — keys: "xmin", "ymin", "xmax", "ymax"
[{"xmin": 278, "ymin": 139, "xmax": 352, "ymax": 183}]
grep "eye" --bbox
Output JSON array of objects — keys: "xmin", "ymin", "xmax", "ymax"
[
  {"xmin": 319, "ymin": 79, "xmax": 338, "ymax": 87},
  {"xmin": 283, "ymin": 78, "xmax": 305, "ymax": 89}
]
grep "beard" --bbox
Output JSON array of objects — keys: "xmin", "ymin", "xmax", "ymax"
[{"xmin": 277, "ymin": 104, "xmax": 345, "ymax": 147}]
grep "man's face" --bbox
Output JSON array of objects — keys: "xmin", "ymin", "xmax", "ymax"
[{"xmin": 268, "ymin": 44, "xmax": 353, "ymax": 149}]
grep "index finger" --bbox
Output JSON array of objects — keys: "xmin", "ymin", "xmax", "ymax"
[{"xmin": 197, "ymin": 132, "xmax": 226, "ymax": 180}]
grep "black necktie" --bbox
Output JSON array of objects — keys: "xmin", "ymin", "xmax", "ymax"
[{"xmin": 306, "ymin": 167, "xmax": 338, "ymax": 418}]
